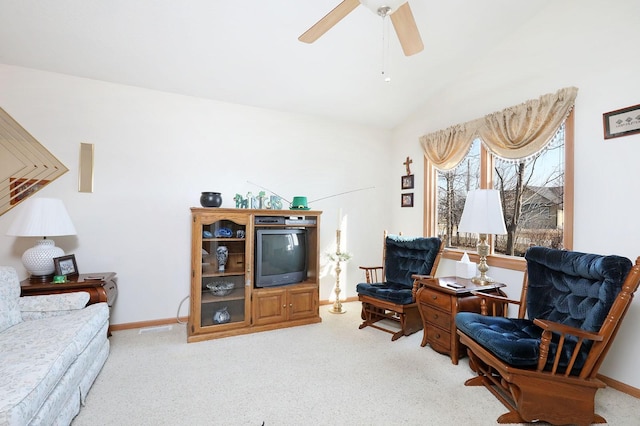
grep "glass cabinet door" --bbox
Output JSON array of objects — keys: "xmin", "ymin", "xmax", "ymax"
[{"xmin": 198, "ymin": 217, "xmax": 249, "ymax": 330}]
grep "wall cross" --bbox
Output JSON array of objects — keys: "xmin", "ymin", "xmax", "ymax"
[{"xmin": 403, "ymin": 156, "xmax": 413, "ymax": 176}]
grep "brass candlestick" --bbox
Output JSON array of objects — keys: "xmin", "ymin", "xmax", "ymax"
[{"xmin": 329, "ymin": 229, "xmax": 346, "ymax": 314}]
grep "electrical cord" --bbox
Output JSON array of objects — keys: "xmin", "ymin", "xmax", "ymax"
[{"xmin": 176, "ymin": 295, "xmax": 190, "ymax": 324}]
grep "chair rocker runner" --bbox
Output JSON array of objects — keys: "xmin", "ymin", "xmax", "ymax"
[
  {"xmin": 356, "ymin": 232, "xmax": 443, "ymax": 341},
  {"xmin": 456, "ymin": 246, "xmax": 640, "ymax": 425}
]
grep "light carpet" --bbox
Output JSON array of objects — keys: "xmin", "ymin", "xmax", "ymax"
[{"xmin": 72, "ymin": 302, "xmax": 638, "ymax": 425}]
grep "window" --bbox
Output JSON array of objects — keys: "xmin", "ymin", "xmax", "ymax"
[
  {"xmin": 437, "ymin": 139, "xmax": 480, "ymax": 251},
  {"xmin": 493, "ymin": 124, "xmax": 566, "ymax": 256},
  {"xmin": 422, "ymin": 88, "xmax": 576, "ymax": 270}
]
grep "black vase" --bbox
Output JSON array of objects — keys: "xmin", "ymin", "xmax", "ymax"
[{"xmin": 200, "ymin": 192, "xmax": 222, "ymax": 207}]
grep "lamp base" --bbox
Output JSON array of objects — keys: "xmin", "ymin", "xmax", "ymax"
[
  {"xmin": 29, "ymin": 273, "xmax": 55, "ymax": 283},
  {"xmin": 22, "ymin": 239, "xmax": 64, "ymax": 277},
  {"xmin": 471, "ymin": 275, "xmax": 496, "ymax": 286}
]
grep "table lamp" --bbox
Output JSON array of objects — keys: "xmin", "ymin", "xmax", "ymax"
[
  {"xmin": 457, "ymin": 189, "xmax": 507, "ymax": 285},
  {"xmin": 6, "ymin": 197, "xmax": 77, "ymax": 281}
]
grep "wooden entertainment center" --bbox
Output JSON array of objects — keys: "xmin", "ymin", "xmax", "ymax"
[{"xmin": 188, "ymin": 208, "xmax": 322, "ymax": 343}]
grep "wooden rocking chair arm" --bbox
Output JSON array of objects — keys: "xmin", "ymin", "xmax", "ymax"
[
  {"xmin": 469, "ymin": 291, "xmax": 521, "ymax": 306},
  {"xmin": 533, "ymin": 319, "xmax": 604, "ymax": 342},
  {"xmin": 533, "ymin": 318, "xmax": 604, "ymax": 374},
  {"xmin": 359, "ymin": 266, "xmax": 383, "ymax": 284},
  {"xmin": 469, "ymin": 291, "xmax": 521, "ymax": 318}
]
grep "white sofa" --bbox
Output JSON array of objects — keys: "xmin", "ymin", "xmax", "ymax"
[{"xmin": 0, "ymin": 266, "xmax": 109, "ymax": 425}]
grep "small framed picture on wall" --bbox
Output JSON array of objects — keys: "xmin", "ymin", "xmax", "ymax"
[
  {"xmin": 401, "ymin": 174, "xmax": 414, "ymax": 190},
  {"xmin": 401, "ymin": 193, "xmax": 414, "ymax": 208},
  {"xmin": 603, "ymin": 103, "xmax": 640, "ymax": 139}
]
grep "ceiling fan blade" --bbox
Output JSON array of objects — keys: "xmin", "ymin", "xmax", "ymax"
[
  {"xmin": 390, "ymin": 2, "xmax": 424, "ymax": 56},
  {"xmin": 298, "ymin": 0, "xmax": 360, "ymax": 44}
]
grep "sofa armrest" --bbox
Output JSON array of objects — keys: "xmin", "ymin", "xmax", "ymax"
[{"xmin": 19, "ymin": 292, "xmax": 90, "ymax": 320}]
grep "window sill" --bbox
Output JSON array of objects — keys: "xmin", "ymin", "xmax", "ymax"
[{"xmin": 442, "ymin": 248, "xmax": 526, "ymax": 272}]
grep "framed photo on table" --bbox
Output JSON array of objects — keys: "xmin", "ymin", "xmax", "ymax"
[
  {"xmin": 603, "ymin": 104, "xmax": 640, "ymax": 139},
  {"xmin": 53, "ymin": 254, "xmax": 79, "ymax": 277}
]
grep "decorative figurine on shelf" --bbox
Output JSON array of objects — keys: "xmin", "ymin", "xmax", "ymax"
[
  {"xmin": 269, "ymin": 195, "xmax": 282, "ymax": 210},
  {"xmin": 216, "ymin": 246, "xmax": 228, "ymax": 272},
  {"xmin": 214, "ymin": 227, "xmax": 233, "ymax": 238},
  {"xmin": 247, "ymin": 192, "xmax": 259, "ymax": 209},
  {"xmin": 213, "ymin": 306, "xmax": 231, "ymax": 324},
  {"xmin": 257, "ymin": 191, "xmax": 266, "ymax": 209},
  {"xmin": 200, "ymin": 191, "xmax": 222, "ymax": 208},
  {"xmin": 234, "ymin": 194, "xmax": 248, "ymax": 209}
]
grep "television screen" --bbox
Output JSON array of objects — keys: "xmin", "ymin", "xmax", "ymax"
[{"xmin": 255, "ymin": 229, "xmax": 307, "ymax": 287}]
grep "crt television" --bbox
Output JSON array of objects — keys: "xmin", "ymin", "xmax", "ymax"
[{"xmin": 255, "ymin": 228, "xmax": 308, "ymax": 288}]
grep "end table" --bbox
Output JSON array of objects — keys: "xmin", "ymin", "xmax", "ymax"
[
  {"xmin": 20, "ymin": 272, "xmax": 118, "ymax": 307},
  {"xmin": 415, "ymin": 276, "xmax": 505, "ymax": 364}
]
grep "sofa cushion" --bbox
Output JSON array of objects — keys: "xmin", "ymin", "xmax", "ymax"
[
  {"xmin": 19, "ymin": 292, "xmax": 90, "ymax": 321},
  {"xmin": 0, "ymin": 266, "xmax": 22, "ymax": 333},
  {"xmin": 356, "ymin": 282, "xmax": 415, "ymax": 304},
  {"xmin": 0, "ymin": 303, "xmax": 108, "ymax": 425}
]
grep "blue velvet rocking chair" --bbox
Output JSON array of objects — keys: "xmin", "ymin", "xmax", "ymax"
[
  {"xmin": 356, "ymin": 232, "xmax": 443, "ymax": 341},
  {"xmin": 456, "ymin": 246, "xmax": 640, "ymax": 425}
]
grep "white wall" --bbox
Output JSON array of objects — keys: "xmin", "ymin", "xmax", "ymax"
[
  {"xmin": 2, "ymin": 0, "xmax": 639, "ymax": 390},
  {"xmin": 0, "ymin": 65, "xmax": 392, "ymax": 325},
  {"xmin": 390, "ymin": 1, "xmax": 640, "ymax": 388}
]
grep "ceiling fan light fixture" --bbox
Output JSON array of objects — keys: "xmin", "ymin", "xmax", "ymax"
[{"xmin": 359, "ymin": 0, "xmax": 406, "ymax": 15}]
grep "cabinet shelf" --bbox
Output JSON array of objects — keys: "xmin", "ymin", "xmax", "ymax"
[
  {"xmin": 202, "ymin": 270, "xmax": 245, "ymax": 278},
  {"xmin": 201, "ymin": 288, "xmax": 245, "ymax": 303},
  {"xmin": 201, "ymin": 312, "xmax": 245, "ymax": 327}
]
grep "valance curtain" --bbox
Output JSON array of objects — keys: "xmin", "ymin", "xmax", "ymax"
[{"xmin": 420, "ymin": 87, "xmax": 578, "ymax": 171}]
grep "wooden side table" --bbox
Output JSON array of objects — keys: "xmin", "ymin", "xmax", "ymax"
[
  {"xmin": 415, "ymin": 276, "xmax": 505, "ymax": 364},
  {"xmin": 20, "ymin": 272, "xmax": 118, "ymax": 307}
]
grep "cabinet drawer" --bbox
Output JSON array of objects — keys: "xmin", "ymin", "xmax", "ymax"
[
  {"xmin": 427, "ymin": 326, "xmax": 451, "ymax": 351},
  {"xmin": 424, "ymin": 307, "xmax": 451, "ymax": 330},
  {"xmin": 421, "ymin": 288, "xmax": 452, "ymax": 311}
]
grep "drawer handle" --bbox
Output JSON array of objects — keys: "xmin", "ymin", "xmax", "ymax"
[
  {"xmin": 433, "ymin": 314, "xmax": 439, "ymax": 319},
  {"xmin": 432, "ymin": 295, "xmax": 437, "ymax": 300},
  {"xmin": 435, "ymin": 333, "xmax": 441, "ymax": 339}
]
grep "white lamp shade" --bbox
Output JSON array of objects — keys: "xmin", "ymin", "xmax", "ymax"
[
  {"xmin": 7, "ymin": 197, "xmax": 76, "ymax": 278},
  {"xmin": 458, "ymin": 189, "xmax": 507, "ymax": 235},
  {"xmin": 7, "ymin": 198, "xmax": 76, "ymax": 237}
]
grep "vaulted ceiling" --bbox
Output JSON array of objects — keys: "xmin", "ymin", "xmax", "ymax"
[{"xmin": 0, "ymin": 1, "xmax": 552, "ymax": 129}]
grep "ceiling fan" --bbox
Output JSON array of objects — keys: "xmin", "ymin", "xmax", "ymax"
[{"xmin": 298, "ymin": 0, "xmax": 424, "ymax": 56}]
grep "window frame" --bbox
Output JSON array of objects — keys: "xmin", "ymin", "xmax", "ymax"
[{"xmin": 423, "ymin": 110, "xmax": 574, "ymax": 272}]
